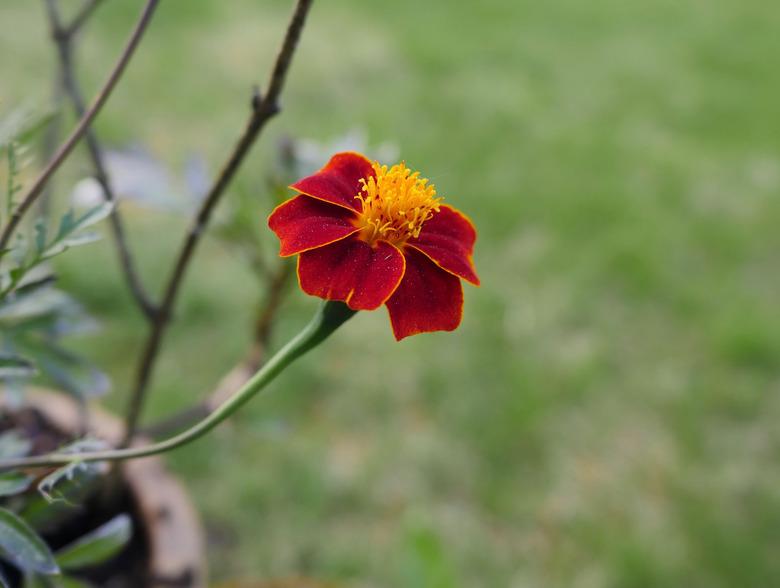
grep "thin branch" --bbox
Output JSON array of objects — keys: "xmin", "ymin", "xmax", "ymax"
[
  {"xmin": 65, "ymin": 0, "xmax": 108, "ymax": 37},
  {"xmin": 0, "ymin": 0, "xmax": 160, "ymax": 252},
  {"xmin": 44, "ymin": 0, "xmax": 158, "ymax": 319},
  {"xmin": 120, "ymin": 0, "xmax": 314, "ymax": 446}
]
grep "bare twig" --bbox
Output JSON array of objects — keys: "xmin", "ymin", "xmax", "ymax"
[
  {"xmin": 0, "ymin": 0, "xmax": 160, "ymax": 252},
  {"xmin": 43, "ymin": 0, "xmax": 157, "ymax": 319},
  {"xmin": 65, "ymin": 0, "xmax": 108, "ymax": 37},
  {"xmin": 120, "ymin": 0, "xmax": 314, "ymax": 445}
]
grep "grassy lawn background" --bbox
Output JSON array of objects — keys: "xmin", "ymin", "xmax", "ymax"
[{"xmin": 2, "ymin": 0, "xmax": 780, "ymax": 585}]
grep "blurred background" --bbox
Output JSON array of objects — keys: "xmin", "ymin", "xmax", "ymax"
[{"xmin": 2, "ymin": 0, "xmax": 780, "ymax": 585}]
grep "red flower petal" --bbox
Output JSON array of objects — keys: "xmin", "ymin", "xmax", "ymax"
[
  {"xmin": 289, "ymin": 152, "xmax": 374, "ymax": 212},
  {"xmin": 297, "ymin": 238, "xmax": 405, "ymax": 311},
  {"xmin": 407, "ymin": 205, "xmax": 479, "ymax": 285},
  {"xmin": 386, "ymin": 247, "xmax": 463, "ymax": 340},
  {"xmin": 268, "ymin": 195, "xmax": 360, "ymax": 257}
]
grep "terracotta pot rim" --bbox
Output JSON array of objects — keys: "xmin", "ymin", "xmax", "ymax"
[{"xmin": 0, "ymin": 389, "xmax": 207, "ymax": 588}]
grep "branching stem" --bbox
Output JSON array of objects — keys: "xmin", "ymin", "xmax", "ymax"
[
  {"xmin": 0, "ymin": 0, "xmax": 160, "ymax": 252},
  {"xmin": 44, "ymin": 0, "xmax": 157, "ymax": 318},
  {"xmin": 120, "ymin": 0, "xmax": 314, "ymax": 446},
  {"xmin": 66, "ymin": 0, "xmax": 108, "ymax": 37}
]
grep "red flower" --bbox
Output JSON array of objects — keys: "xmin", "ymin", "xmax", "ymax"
[{"xmin": 268, "ymin": 152, "xmax": 479, "ymax": 340}]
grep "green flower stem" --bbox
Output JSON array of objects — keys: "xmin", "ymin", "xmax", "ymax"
[{"xmin": 0, "ymin": 301, "xmax": 356, "ymax": 471}]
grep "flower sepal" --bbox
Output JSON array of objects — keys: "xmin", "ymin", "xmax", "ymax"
[{"xmin": 291, "ymin": 300, "xmax": 358, "ymax": 357}]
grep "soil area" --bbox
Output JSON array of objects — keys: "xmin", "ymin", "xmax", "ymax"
[{"xmin": 0, "ymin": 407, "xmax": 150, "ymax": 587}]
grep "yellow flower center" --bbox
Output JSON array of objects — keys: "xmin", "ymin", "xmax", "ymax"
[{"xmin": 354, "ymin": 161, "xmax": 442, "ymax": 246}]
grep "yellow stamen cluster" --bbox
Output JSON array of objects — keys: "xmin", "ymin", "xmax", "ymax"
[{"xmin": 355, "ymin": 162, "xmax": 442, "ymax": 246}]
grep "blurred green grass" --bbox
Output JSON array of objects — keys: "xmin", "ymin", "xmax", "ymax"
[{"xmin": 2, "ymin": 0, "xmax": 780, "ymax": 585}]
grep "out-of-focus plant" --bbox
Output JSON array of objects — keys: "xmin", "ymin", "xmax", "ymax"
[
  {"xmin": 0, "ymin": 279, "xmax": 109, "ymax": 404},
  {"xmin": 0, "ymin": 431, "xmax": 132, "ymax": 587},
  {"xmin": 1, "ymin": 113, "xmax": 112, "ymax": 405},
  {"xmin": 0, "ymin": 112, "xmax": 121, "ymax": 587}
]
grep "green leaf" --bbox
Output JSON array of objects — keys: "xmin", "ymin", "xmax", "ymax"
[
  {"xmin": 55, "ymin": 514, "xmax": 132, "ymax": 570},
  {"xmin": 0, "ymin": 107, "xmax": 56, "ymax": 149},
  {"xmin": 22, "ymin": 573, "xmax": 55, "ymax": 588},
  {"xmin": 0, "ymin": 507, "xmax": 59, "ymax": 575},
  {"xmin": 8, "ymin": 267, "xmax": 25, "ymax": 287},
  {"xmin": 21, "ymin": 454, "xmax": 105, "ymax": 532},
  {"xmin": 35, "ymin": 440, "xmax": 108, "ymax": 506},
  {"xmin": 53, "ymin": 210, "xmax": 76, "ymax": 242},
  {"xmin": 18, "ymin": 341, "xmax": 110, "ymax": 400},
  {"xmin": 40, "ymin": 233, "xmax": 101, "ymax": 262},
  {"xmin": 2, "ymin": 275, "xmax": 56, "ymax": 303},
  {"xmin": 72, "ymin": 202, "xmax": 114, "ymax": 232},
  {"xmin": 56, "ymin": 204, "xmax": 113, "ymax": 240},
  {"xmin": 33, "ymin": 220, "xmax": 47, "ymax": 255},
  {"xmin": 0, "ymin": 471, "xmax": 32, "ymax": 496},
  {"xmin": 0, "ymin": 286, "xmax": 73, "ymax": 325},
  {"xmin": 0, "ymin": 354, "xmax": 37, "ymax": 379},
  {"xmin": 33, "ymin": 203, "xmax": 113, "ymax": 262},
  {"xmin": 23, "ymin": 576, "xmax": 92, "ymax": 588},
  {"xmin": 59, "ymin": 576, "xmax": 93, "ymax": 588}
]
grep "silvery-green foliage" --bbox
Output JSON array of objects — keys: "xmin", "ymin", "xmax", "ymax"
[
  {"xmin": 0, "ymin": 110, "xmax": 111, "ymax": 400},
  {"xmin": 0, "ymin": 431, "xmax": 132, "ymax": 585}
]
